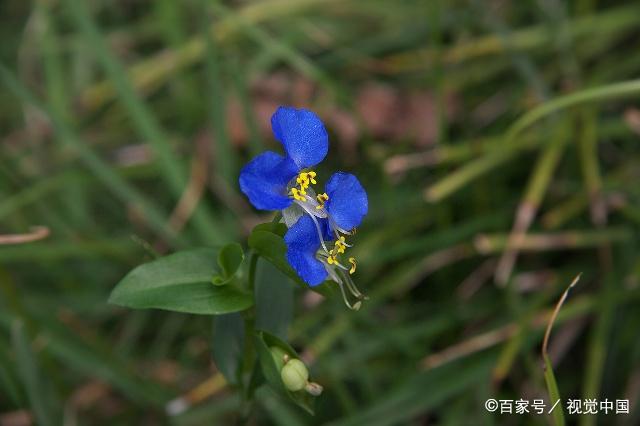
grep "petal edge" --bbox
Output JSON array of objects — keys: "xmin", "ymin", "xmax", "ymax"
[
  {"xmin": 271, "ymin": 106, "xmax": 329, "ymax": 169},
  {"xmin": 324, "ymin": 172, "xmax": 368, "ymax": 231}
]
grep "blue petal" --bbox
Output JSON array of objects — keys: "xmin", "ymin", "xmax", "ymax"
[
  {"xmin": 285, "ymin": 215, "xmax": 328, "ymax": 286},
  {"xmin": 271, "ymin": 106, "xmax": 329, "ymax": 170},
  {"xmin": 239, "ymin": 151, "xmax": 298, "ymax": 211},
  {"xmin": 321, "ymin": 218, "xmax": 334, "ymax": 241},
  {"xmin": 324, "ymin": 172, "xmax": 368, "ymax": 231}
]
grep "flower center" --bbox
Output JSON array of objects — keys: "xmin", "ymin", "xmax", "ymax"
[{"xmin": 289, "ymin": 171, "xmax": 316, "ymax": 202}]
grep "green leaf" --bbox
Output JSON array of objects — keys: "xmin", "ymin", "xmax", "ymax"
[
  {"xmin": 254, "ymin": 330, "xmax": 315, "ymax": 415},
  {"xmin": 110, "ymin": 248, "xmax": 253, "ymax": 315},
  {"xmin": 213, "ymin": 243, "xmax": 244, "ymax": 286},
  {"xmin": 248, "ymin": 226, "xmax": 335, "ymax": 298},
  {"xmin": 255, "ymin": 259, "xmax": 293, "ymax": 339},
  {"xmin": 212, "ymin": 313, "xmax": 245, "ymax": 385}
]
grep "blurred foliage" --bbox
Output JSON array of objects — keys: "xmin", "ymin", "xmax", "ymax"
[{"xmin": 1, "ymin": 0, "xmax": 640, "ymax": 424}]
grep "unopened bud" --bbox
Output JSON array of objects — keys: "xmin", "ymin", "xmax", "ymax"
[{"xmin": 280, "ymin": 358, "xmax": 309, "ymax": 392}]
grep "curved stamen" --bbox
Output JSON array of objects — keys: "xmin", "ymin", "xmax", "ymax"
[
  {"xmin": 318, "ymin": 252, "xmax": 367, "ymax": 307},
  {"xmin": 335, "ymin": 267, "xmax": 365, "ymax": 301},
  {"xmin": 322, "ymin": 260, "xmax": 361, "ymax": 310},
  {"xmin": 336, "ymin": 279, "xmax": 362, "ymax": 311},
  {"xmin": 332, "ymin": 229, "xmax": 353, "ymax": 247},
  {"xmin": 348, "ymin": 257, "xmax": 357, "ymax": 274},
  {"xmin": 332, "ymin": 259, "xmax": 350, "ymax": 271},
  {"xmin": 318, "ymin": 251, "xmax": 346, "ymax": 269},
  {"xmin": 341, "ymin": 269, "xmax": 367, "ymax": 300}
]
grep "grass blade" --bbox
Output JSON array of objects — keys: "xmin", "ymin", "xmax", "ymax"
[
  {"xmin": 541, "ymin": 274, "xmax": 581, "ymax": 426},
  {"xmin": 11, "ymin": 319, "xmax": 56, "ymax": 426}
]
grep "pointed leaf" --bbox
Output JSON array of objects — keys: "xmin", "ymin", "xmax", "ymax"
[{"xmin": 110, "ymin": 248, "xmax": 253, "ymax": 315}]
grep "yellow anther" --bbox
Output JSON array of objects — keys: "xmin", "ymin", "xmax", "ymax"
[
  {"xmin": 332, "ymin": 236, "xmax": 347, "ymax": 254},
  {"xmin": 327, "ymin": 255, "xmax": 337, "ymax": 265},
  {"xmin": 308, "ymin": 171, "xmax": 317, "ymax": 184},
  {"xmin": 348, "ymin": 257, "xmax": 357, "ymax": 274},
  {"xmin": 290, "ymin": 170, "xmax": 318, "ymax": 202},
  {"xmin": 290, "ymin": 188, "xmax": 306, "ymax": 202},
  {"xmin": 316, "ymin": 192, "xmax": 329, "ymax": 210}
]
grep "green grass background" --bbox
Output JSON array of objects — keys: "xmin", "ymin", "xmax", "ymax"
[{"xmin": 1, "ymin": 0, "xmax": 640, "ymax": 424}]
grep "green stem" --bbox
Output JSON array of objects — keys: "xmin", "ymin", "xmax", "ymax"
[
  {"xmin": 238, "ymin": 211, "xmax": 284, "ymax": 423},
  {"xmin": 247, "ymin": 253, "xmax": 259, "ymax": 293}
]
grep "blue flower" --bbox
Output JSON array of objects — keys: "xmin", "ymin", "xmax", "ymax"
[
  {"xmin": 284, "ymin": 172, "xmax": 368, "ymax": 309},
  {"xmin": 238, "ymin": 106, "xmax": 368, "ymax": 309},
  {"xmin": 239, "ymin": 106, "xmax": 328, "ymax": 211}
]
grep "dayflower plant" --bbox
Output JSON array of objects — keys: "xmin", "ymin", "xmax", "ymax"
[
  {"xmin": 110, "ymin": 105, "xmax": 364, "ymax": 415},
  {"xmin": 239, "ymin": 106, "xmax": 368, "ymax": 309}
]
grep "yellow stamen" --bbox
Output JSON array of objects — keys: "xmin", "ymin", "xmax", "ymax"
[
  {"xmin": 290, "ymin": 188, "xmax": 306, "ymax": 202},
  {"xmin": 290, "ymin": 170, "xmax": 318, "ymax": 202},
  {"xmin": 348, "ymin": 257, "xmax": 357, "ymax": 274},
  {"xmin": 316, "ymin": 192, "xmax": 329, "ymax": 210}
]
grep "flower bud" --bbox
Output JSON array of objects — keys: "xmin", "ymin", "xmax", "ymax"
[{"xmin": 280, "ymin": 358, "xmax": 309, "ymax": 392}]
